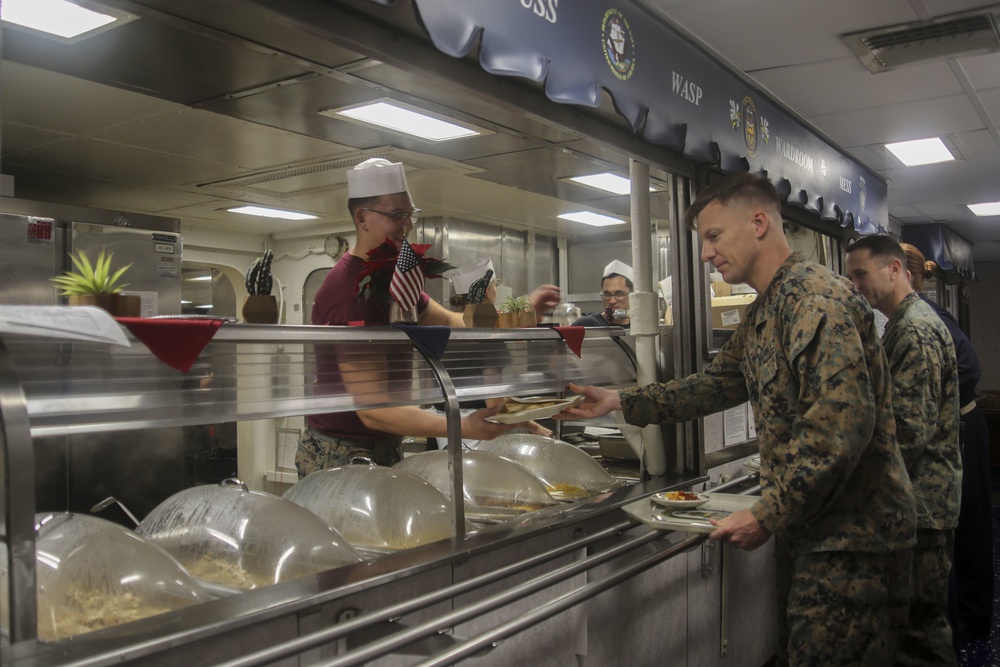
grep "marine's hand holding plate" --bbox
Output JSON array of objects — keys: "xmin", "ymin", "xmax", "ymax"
[{"xmin": 486, "ymin": 396, "xmax": 584, "ymax": 424}]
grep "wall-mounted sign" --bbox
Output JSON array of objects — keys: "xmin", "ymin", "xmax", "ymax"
[{"xmin": 360, "ymin": 0, "xmax": 887, "ymax": 231}]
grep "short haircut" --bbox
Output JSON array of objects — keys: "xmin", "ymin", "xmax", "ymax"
[
  {"xmin": 845, "ymin": 234, "xmax": 906, "ymax": 266},
  {"xmin": 684, "ymin": 173, "xmax": 781, "ymax": 230},
  {"xmin": 348, "ymin": 195, "xmax": 384, "ymax": 218},
  {"xmin": 602, "ymin": 274, "xmax": 634, "ymax": 291}
]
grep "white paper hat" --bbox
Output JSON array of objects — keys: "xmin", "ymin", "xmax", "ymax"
[
  {"xmin": 347, "ymin": 157, "xmax": 409, "ymax": 199},
  {"xmin": 450, "ymin": 257, "xmax": 495, "ymax": 294},
  {"xmin": 603, "ymin": 260, "xmax": 633, "ymax": 282}
]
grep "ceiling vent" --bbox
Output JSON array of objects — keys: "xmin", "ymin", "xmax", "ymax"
[
  {"xmin": 842, "ymin": 13, "xmax": 1000, "ymax": 73},
  {"xmin": 197, "ymin": 147, "xmax": 483, "ymax": 201}
]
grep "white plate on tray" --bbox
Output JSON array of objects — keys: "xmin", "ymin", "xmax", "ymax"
[
  {"xmin": 650, "ymin": 491, "xmax": 710, "ymax": 509},
  {"xmin": 486, "ymin": 396, "xmax": 583, "ymax": 424},
  {"xmin": 622, "ymin": 493, "xmax": 759, "ymax": 534},
  {"xmin": 742, "ymin": 455, "xmax": 761, "ymax": 471}
]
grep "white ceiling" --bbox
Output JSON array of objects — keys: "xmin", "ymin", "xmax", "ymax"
[
  {"xmin": 2, "ymin": 0, "xmax": 999, "ymax": 264},
  {"xmin": 643, "ymin": 0, "xmax": 1000, "ymax": 262}
]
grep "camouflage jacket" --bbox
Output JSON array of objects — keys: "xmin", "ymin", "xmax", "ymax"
[
  {"xmin": 621, "ymin": 253, "xmax": 916, "ymax": 556},
  {"xmin": 881, "ymin": 290, "xmax": 961, "ymax": 531}
]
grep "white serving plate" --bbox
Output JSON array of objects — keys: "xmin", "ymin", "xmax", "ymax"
[
  {"xmin": 486, "ymin": 396, "xmax": 583, "ymax": 424},
  {"xmin": 650, "ymin": 491, "xmax": 710, "ymax": 509},
  {"xmin": 622, "ymin": 493, "xmax": 759, "ymax": 534}
]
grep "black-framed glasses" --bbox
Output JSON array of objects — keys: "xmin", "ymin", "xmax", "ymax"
[
  {"xmin": 361, "ymin": 208, "xmax": 422, "ymax": 224},
  {"xmin": 600, "ymin": 291, "xmax": 629, "ymax": 299}
]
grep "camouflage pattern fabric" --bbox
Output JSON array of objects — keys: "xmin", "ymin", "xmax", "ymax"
[
  {"xmin": 896, "ymin": 530, "xmax": 956, "ymax": 667},
  {"xmin": 621, "ymin": 253, "xmax": 917, "ymax": 556},
  {"xmin": 881, "ymin": 291, "xmax": 961, "ymax": 532},
  {"xmin": 779, "ymin": 545, "xmax": 912, "ymax": 666},
  {"xmin": 295, "ymin": 429, "xmax": 402, "ymax": 479},
  {"xmin": 881, "ymin": 292, "xmax": 960, "ymax": 665}
]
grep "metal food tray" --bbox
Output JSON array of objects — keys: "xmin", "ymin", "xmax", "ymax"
[{"xmin": 622, "ymin": 492, "xmax": 759, "ymax": 534}]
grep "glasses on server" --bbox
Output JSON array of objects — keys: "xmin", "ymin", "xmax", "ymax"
[
  {"xmin": 361, "ymin": 208, "xmax": 422, "ymax": 225},
  {"xmin": 600, "ymin": 291, "xmax": 630, "ymax": 300}
]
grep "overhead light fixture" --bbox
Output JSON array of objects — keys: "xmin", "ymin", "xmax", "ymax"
[
  {"xmin": 228, "ymin": 206, "xmax": 317, "ymax": 221},
  {"xmin": 968, "ymin": 201, "xmax": 1000, "ymax": 217},
  {"xmin": 320, "ymin": 100, "xmax": 486, "ymax": 142},
  {"xmin": 567, "ymin": 173, "xmax": 657, "ymax": 195},
  {"xmin": 186, "ymin": 275, "xmax": 213, "ymax": 282},
  {"xmin": 1, "ymin": 0, "xmax": 133, "ymax": 41},
  {"xmin": 884, "ymin": 137, "xmax": 954, "ymax": 166},
  {"xmin": 558, "ymin": 212, "xmax": 627, "ymax": 227}
]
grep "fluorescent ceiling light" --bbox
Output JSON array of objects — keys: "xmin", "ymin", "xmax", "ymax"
[
  {"xmin": 322, "ymin": 101, "xmax": 482, "ymax": 141},
  {"xmin": 186, "ymin": 275, "xmax": 213, "ymax": 282},
  {"xmin": 568, "ymin": 173, "xmax": 656, "ymax": 195},
  {"xmin": 884, "ymin": 137, "xmax": 954, "ymax": 166},
  {"xmin": 558, "ymin": 211, "xmax": 627, "ymax": 227},
  {"xmin": 968, "ymin": 201, "xmax": 1000, "ymax": 217},
  {"xmin": 228, "ymin": 206, "xmax": 317, "ymax": 221},
  {"xmin": 1, "ymin": 0, "xmax": 120, "ymax": 39}
]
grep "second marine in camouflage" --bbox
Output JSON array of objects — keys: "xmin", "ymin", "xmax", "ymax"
[{"xmin": 846, "ymin": 235, "xmax": 961, "ymax": 666}]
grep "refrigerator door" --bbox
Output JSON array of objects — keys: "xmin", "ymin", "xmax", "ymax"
[
  {"xmin": 71, "ymin": 223, "xmax": 183, "ymax": 316},
  {"xmin": 0, "ymin": 214, "xmax": 63, "ymax": 304}
]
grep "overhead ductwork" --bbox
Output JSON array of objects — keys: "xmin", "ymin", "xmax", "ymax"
[{"xmin": 842, "ymin": 12, "xmax": 1000, "ymax": 73}]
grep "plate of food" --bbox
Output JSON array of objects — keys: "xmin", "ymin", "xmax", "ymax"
[
  {"xmin": 650, "ymin": 490, "xmax": 711, "ymax": 509},
  {"xmin": 486, "ymin": 396, "xmax": 584, "ymax": 424}
]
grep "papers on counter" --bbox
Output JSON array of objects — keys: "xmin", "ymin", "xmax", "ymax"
[{"xmin": 0, "ymin": 305, "xmax": 130, "ymax": 346}]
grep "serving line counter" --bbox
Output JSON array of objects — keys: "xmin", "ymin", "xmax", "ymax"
[{"xmin": 0, "ymin": 323, "xmax": 775, "ymax": 666}]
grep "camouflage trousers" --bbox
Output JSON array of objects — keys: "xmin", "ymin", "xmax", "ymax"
[
  {"xmin": 895, "ymin": 529, "xmax": 956, "ymax": 667},
  {"xmin": 776, "ymin": 542, "xmax": 912, "ymax": 666},
  {"xmin": 295, "ymin": 428, "xmax": 402, "ymax": 479}
]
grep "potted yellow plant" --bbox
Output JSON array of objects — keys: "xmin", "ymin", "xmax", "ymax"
[{"xmin": 51, "ymin": 249, "xmax": 140, "ymax": 317}]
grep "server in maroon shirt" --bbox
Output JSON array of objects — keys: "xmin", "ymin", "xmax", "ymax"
[{"xmin": 296, "ymin": 158, "xmax": 560, "ymax": 477}]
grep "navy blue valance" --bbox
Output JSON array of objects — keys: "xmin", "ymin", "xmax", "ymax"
[
  {"xmin": 902, "ymin": 223, "xmax": 975, "ymax": 283},
  {"xmin": 358, "ymin": 0, "xmax": 887, "ymax": 232}
]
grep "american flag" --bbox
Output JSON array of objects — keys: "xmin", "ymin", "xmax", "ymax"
[{"xmin": 390, "ymin": 237, "xmax": 424, "ymax": 311}]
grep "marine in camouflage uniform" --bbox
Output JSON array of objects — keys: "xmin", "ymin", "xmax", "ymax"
[
  {"xmin": 622, "ymin": 252, "xmax": 917, "ymax": 666},
  {"xmin": 880, "ymin": 291, "xmax": 961, "ymax": 667}
]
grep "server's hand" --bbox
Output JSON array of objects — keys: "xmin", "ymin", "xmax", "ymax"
[{"xmin": 528, "ymin": 284, "xmax": 561, "ymax": 323}]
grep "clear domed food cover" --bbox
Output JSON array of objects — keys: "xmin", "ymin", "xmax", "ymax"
[
  {"xmin": 282, "ymin": 460, "xmax": 464, "ymax": 553},
  {"xmin": 393, "ymin": 450, "xmax": 559, "ymax": 522},
  {"xmin": 1, "ymin": 513, "xmax": 208, "ymax": 642},
  {"xmin": 472, "ymin": 434, "xmax": 623, "ymax": 501},
  {"xmin": 135, "ymin": 479, "xmax": 362, "ymax": 590}
]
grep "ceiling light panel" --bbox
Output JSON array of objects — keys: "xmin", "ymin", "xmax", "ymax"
[
  {"xmin": 567, "ymin": 173, "xmax": 658, "ymax": 195},
  {"xmin": 228, "ymin": 206, "xmax": 317, "ymax": 221},
  {"xmin": 968, "ymin": 202, "xmax": 1000, "ymax": 217},
  {"xmin": 884, "ymin": 137, "xmax": 955, "ymax": 166},
  {"xmin": 558, "ymin": 212, "xmax": 627, "ymax": 227},
  {"xmin": 320, "ymin": 100, "xmax": 490, "ymax": 142},
  {"xmin": 1, "ymin": 0, "xmax": 135, "ymax": 41}
]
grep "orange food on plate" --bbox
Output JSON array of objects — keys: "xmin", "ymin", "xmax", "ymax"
[{"xmin": 663, "ymin": 491, "xmax": 700, "ymax": 501}]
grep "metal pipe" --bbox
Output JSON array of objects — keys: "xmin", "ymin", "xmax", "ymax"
[
  {"xmin": 317, "ymin": 528, "xmax": 675, "ymax": 667},
  {"xmin": 209, "ymin": 520, "xmax": 638, "ymax": 667},
  {"xmin": 0, "ymin": 339, "xmax": 39, "ymax": 642},
  {"xmin": 413, "ymin": 533, "xmax": 704, "ymax": 667},
  {"xmin": 630, "ymin": 159, "xmax": 666, "ymax": 477}
]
